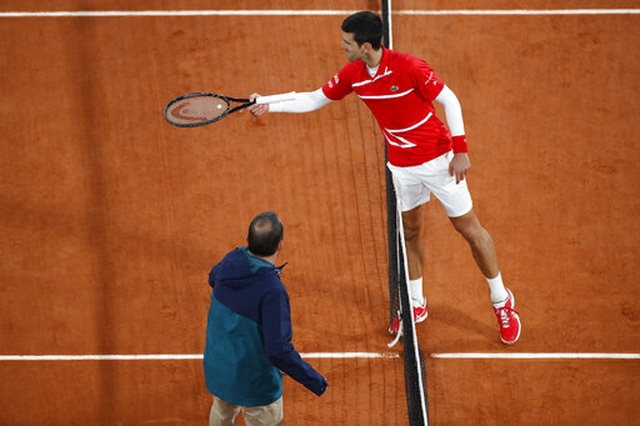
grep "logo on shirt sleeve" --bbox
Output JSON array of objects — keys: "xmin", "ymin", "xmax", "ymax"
[
  {"xmin": 424, "ymin": 71, "xmax": 435, "ymax": 86},
  {"xmin": 327, "ymin": 74, "xmax": 340, "ymax": 89}
]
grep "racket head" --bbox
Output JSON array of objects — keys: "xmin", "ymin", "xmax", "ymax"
[{"xmin": 164, "ymin": 92, "xmax": 233, "ymax": 127}]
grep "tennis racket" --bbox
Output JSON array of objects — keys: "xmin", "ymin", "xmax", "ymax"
[{"xmin": 163, "ymin": 91, "xmax": 296, "ymax": 127}]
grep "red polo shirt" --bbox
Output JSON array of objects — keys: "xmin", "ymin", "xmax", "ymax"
[{"xmin": 322, "ymin": 47, "xmax": 453, "ymax": 167}]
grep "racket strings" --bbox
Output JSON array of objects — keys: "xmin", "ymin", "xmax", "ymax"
[{"xmin": 166, "ymin": 96, "xmax": 228, "ymax": 126}]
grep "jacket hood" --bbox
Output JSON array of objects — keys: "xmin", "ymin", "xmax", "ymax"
[{"xmin": 211, "ymin": 247, "xmax": 277, "ymax": 290}]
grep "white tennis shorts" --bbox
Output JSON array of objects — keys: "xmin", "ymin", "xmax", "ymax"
[{"xmin": 387, "ymin": 151, "xmax": 473, "ymax": 218}]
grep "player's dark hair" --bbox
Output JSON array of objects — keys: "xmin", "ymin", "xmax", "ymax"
[
  {"xmin": 341, "ymin": 11, "xmax": 383, "ymax": 49},
  {"xmin": 247, "ymin": 211, "xmax": 284, "ymax": 257}
]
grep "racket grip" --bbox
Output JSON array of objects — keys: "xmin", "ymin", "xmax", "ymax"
[{"xmin": 255, "ymin": 91, "xmax": 297, "ymax": 104}]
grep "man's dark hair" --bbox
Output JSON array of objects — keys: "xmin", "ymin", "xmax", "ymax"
[
  {"xmin": 247, "ymin": 211, "xmax": 284, "ymax": 257},
  {"xmin": 341, "ymin": 11, "xmax": 383, "ymax": 49}
]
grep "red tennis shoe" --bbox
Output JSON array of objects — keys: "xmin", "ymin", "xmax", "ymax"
[
  {"xmin": 414, "ymin": 298, "xmax": 428, "ymax": 324},
  {"xmin": 494, "ymin": 289, "xmax": 521, "ymax": 345},
  {"xmin": 388, "ymin": 298, "xmax": 428, "ymax": 335}
]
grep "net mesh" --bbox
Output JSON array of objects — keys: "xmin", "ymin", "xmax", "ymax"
[
  {"xmin": 381, "ymin": 1, "xmax": 430, "ymax": 424},
  {"xmin": 165, "ymin": 95, "xmax": 228, "ymax": 126}
]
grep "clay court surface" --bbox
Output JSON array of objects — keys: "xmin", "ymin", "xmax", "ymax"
[{"xmin": 1, "ymin": 1, "xmax": 639, "ymax": 424}]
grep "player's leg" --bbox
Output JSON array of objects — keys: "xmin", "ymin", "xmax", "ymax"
[
  {"xmin": 401, "ymin": 205, "xmax": 424, "ymax": 282},
  {"xmin": 402, "ymin": 206, "xmax": 428, "ymax": 316},
  {"xmin": 448, "ymin": 210, "xmax": 499, "ymax": 283},
  {"xmin": 428, "ymin": 152, "xmax": 521, "ymax": 344},
  {"xmin": 425, "ymin": 152, "xmax": 505, "ymax": 298},
  {"xmin": 387, "ymin": 163, "xmax": 430, "ymax": 334},
  {"xmin": 449, "ymin": 210, "xmax": 521, "ymax": 344}
]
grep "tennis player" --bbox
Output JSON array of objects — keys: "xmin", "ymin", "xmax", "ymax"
[
  {"xmin": 204, "ymin": 212, "xmax": 328, "ymax": 425},
  {"xmin": 248, "ymin": 11, "xmax": 521, "ymax": 345}
]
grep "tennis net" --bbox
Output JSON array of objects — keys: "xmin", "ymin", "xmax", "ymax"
[{"xmin": 381, "ymin": 1, "xmax": 430, "ymax": 424}]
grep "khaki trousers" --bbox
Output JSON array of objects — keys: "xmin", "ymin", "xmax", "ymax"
[{"xmin": 209, "ymin": 395, "xmax": 284, "ymax": 426}]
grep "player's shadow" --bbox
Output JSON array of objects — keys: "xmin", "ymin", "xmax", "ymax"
[{"xmin": 428, "ymin": 303, "xmax": 497, "ymax": 348}]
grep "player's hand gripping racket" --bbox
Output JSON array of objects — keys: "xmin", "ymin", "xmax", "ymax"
[{"xmin": 163, "ymin": 91, "xmax": 296, "ymax": 127}]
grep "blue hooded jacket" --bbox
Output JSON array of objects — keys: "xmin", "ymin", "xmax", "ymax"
[{"xmin": 204, "ymin": 247, "xmax": 327, "ymax": 406}]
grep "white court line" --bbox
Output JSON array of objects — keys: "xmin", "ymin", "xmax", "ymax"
[
  {"xmin": 432, "ymin": 352, "xmax": 640, "ymax": 360},
  {"xmin": 0, "ymin": 10, "xmax": 354, "ymax": 18},
  {"xmin": 2, "ymin": 352, "xmax": 638, "ymax": 361},
  {"xmin": 0, "ymin": 352, "xmax": 399, "ymax": 361},
  {"xmin": 0, "ymin": 9, "xmax": 639, "ymax": 18},
  {"xmin": 396, "ymin": 9, "xmax": 640, "ymax": 16}
]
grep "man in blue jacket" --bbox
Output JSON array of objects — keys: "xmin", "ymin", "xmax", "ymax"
[{"xmin": 204, "ymin": 211, "xmax": 328, "ymax": 425}]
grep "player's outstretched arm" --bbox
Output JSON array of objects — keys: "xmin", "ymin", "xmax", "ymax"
[{"xmin": 248, "ymin": 89, "xmax": 331, "ymax": 116}]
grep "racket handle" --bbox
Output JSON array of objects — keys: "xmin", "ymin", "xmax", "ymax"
[{"xmin": 255, "ymin": 91, "xmax": 297, "ymax": 105}]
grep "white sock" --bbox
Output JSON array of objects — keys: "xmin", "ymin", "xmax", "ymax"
[
  {"xmin": 486, "ymin": 272, "xmax": 509, "ymax": 306},
  {"xmin": 410, "ymin": 277, "xmax": 426, "ymax": 306}
]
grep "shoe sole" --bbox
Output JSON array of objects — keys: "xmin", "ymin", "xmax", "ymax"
[{"xmin": 415, "ymin": 310, "xmax": 428, "ymax": 324}]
